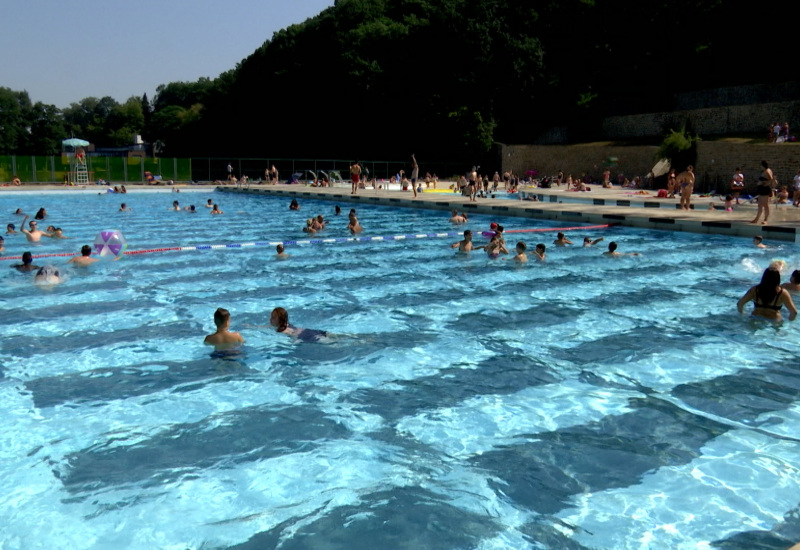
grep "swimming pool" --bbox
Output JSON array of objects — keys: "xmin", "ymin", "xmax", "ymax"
[{"xmin": 2, "ymin": 189, "xmax": 800, "ymax": 549}]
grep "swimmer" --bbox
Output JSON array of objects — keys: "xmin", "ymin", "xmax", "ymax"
[
  {"xmin": 0, "ymin": 235, "xmax": 4, "ymax": 253},
  {"xmin": 204, "ymin": 307, "xmax": 245, "ymax": 350},
  {"xmin": 210, "ymin": 204, "xmax": 224, "ymax": 215},
  {"xmin": 34, "ymin": 208, "xmax": 47, "ymax": 220},
  {"xmin": 171, "ymin": 200, "xmax": 180, "ymax": 211},
  {"xmin": 533, "ymin": 243, "xmax": 546, "ymax": 261},
  {"xmin": 781, "ymin": 270, "xmax": 800, "ymax": 294},
  {"xmin": 12, "ymin": 251, "xmax": 40, "ymax": 272},
  {"xmin": 119, "ymin": 203, "xmax": 132, "ymax": 212},
  {"xmin": 205, "ymin": 199, "xmax": 214, "ymax": 208},
  {"xmin": 348, "ymin": 212, "xmax": 363, "ymax": 234},
  {"xmin": 20, "ymin": 216, "xmax": 52, "ymax": 242},
  {"xmin": 312, "ymin": 215, "xmax": 325, "ymax": 231},
  {"xmin": 511, "ymin": 241, "xmax": 528, "ymax": 263},
  {"xmin": 185, "ymin": 205, "xmax": 197, "ymax": 213},
  {"xmin": 583, "ymin": 237, "xmax": 604, "ymax": 247},
  {"xmin": 34, "ymin": 265, "xmax": 62, "ymax": 286},
  {"xmin": 289, "ymin": 199, "xmax": 300, "ymax": 211},
  {"xmin": 553, "ymin": 232, "xmax": 573, "ymax": 246},
  {"xmin": 270, "ymin": 307, "xmax": 328, "ymax": 342},
  {"xmin": 753, "ymin": 235, "xmax": 768, "ymax": 248},
  {"xmin": 275, "ymin": 244, "xmax": 290, "ymax": 260},
  {"xmin": 335, "ymin": 205, "xmax": 342, "ymax": 216},
  {"xmin": 14, "ymin": 208, "xmax": 24, "ymax": 215},
  {"xmin": 451, "ymin": 230, "xmax": 475, "ymax": 252},
  {"xmin": 603, "ymin": 241, "xmax": 639, "ymax": 256},
  {"xmin": 449, "ymin": 209, "xmax": 467, "ymax": 224},
  {"xmin": 303, "ymin": 219, "xmax": 316, "ymax": 234},
  {"xmin": 484, "ymin": 235, "xmax": 509, "ymax": 258},
  {"xmin": 737, "ymin": 267, "xmax": 797, "ymax": 321},
  {"xmin": 47, "ymin": 227, "xmax": 68, "ymax": 239},
  {"xmin": 67, "ymin": 245, "xmax": 99, "ymax": 267},
  {"xmin": 769, "ymin": 260, "xmax": 786, "ymax": 273},
  {"xmin": 6, "ymin": 223, "xmax": 16, "ymax": 234}
]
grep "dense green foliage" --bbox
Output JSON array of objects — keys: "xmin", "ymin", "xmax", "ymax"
[{"xmin": 0, "ymin": 0, "xmax": 783, "ymax": 165}]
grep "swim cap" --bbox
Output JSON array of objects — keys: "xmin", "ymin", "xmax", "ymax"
[{"xmin": 490, "ymin": 222, "xmax": 498, "ymax": 230}]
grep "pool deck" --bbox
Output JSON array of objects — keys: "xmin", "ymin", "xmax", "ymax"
[{"xmin": 218, "ymin": 184, "xmax": 800, "ymax": 243}]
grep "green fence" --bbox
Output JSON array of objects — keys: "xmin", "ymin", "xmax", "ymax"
[
  {"xmin": 0, "ymin": 156, "xmax": 193, "ymax": 184},
  {"xmin": 1, "ymin": 156, "xmax": 462, "ymax": 184}
]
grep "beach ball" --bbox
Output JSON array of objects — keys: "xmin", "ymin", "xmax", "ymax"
[{"xmin": 94, "ymin": 230, "xmax": 127, "ymax": 259}]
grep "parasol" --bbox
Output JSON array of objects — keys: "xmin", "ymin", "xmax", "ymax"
[{"xmin": 62, "ymin": 138, "xmax": 90, "ymax": 147}]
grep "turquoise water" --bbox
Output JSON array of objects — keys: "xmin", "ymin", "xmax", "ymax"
[{"xmin": 1, "ymin": 190, "xmax": 800, "ymax": 549}]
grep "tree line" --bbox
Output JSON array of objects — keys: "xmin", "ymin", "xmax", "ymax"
[{"xmin": 1, "ymin": 0, "xmax": 779, "ymax": 166}]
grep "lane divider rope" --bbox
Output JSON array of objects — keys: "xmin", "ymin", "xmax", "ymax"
[{"xmin": 0, "ymin": 224, "xmax": 617, "ymax": 261}]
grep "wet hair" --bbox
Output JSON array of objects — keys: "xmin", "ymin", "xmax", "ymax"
[
  {"xmin": 81, "ymin": 245, "xmax": 92, "ymax": 256},
  {"xmin": 753, "ymin": 235, "xmax": 763, "ymax": 243},
  {"xmin": 496, "ymin": 225, "xmax": 504, "ymax": 233},
  {"xmin": 173, "ymin": 200, "xmax": 179, "ymax": 206},
  {"xmin": 557, "ymin": 232, "xmax": 565, "ymax": 239},
  {"xmin": 761, "ymin": 160, "xmax": 769, "ymax": 169},
  {"xmin": 271, "ymin": 307, "xmax": 289, "ymax": 332},
  {"xmin": 207, "ymin": 199, "xmax": 213, "ymax": 204},
  {"xmin": 608, "ymin": 241, "xmax": 618, "ymax": 252},
  {"xmin": 757, "ymin": 268, "xmax": 781, "ymax": 304},
  {"xmin": 120, "ymin": 203, "xmax": 126, "ymax": 209},
  {"xmin": 583, "ymin": 237, "xmax": 592, "ymax": 243},
  {"xmin": 276, "ymin": 244, "xmax": 285, "ymax": 253},
  {"xmin": 213, "ymin": 308, "xmax": 231, "ymax": 328},
  {"xmin": 792, "ymin": 270, "xmax": 800, "ymax": 284},
  {"xmin": 22, "ymin": 251, "xmax": 33, "ymax": 264},
  {"xmin": 189, "ymin": 205, "xmax": 196, "ymax": 212},
  {"xmin": 536, "ymin": 243, "xmax": 546, "ymax": 251},
  {"xmin": 464, "ymin": 230, "xmax": 472, "ymax": 236},
  {"xmin": 7, "ymin": 223, "xmax": 14, "ymax": 230},
  {"xmin": 516, "ymin": 241, "xmax": 526, "ymax": 251}
]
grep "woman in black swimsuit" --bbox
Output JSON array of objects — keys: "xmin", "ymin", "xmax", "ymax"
[
  {"xmin": 737, "ymin": 267, "xmax": 797, "ymax": 321},
  {"xmin": 750, "ymin": 160, "xmax": 774, "ymax": 224}
]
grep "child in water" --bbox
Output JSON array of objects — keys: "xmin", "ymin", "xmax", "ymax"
[{"xmin": 204, "ymin": 308, "xmax": 245, "ymax": 350}]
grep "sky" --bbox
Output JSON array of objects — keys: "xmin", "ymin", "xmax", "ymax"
[{"xmin": 1, "ymin": 0, "xmax": 335, "ymax": 109}]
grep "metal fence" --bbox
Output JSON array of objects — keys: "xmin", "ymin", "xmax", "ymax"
[{"xmin": 1, "ymin": 156, "xmax": 466, "ymax": 184}]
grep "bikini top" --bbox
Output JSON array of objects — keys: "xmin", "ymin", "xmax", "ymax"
[{"xmin": 755, "ymin": 288, "xmax": 782, "ymax": 310}]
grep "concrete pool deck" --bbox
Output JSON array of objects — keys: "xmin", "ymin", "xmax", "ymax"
[{"xmin": 218, "ymin": 183, "xmax": 800, "ymax": 243}]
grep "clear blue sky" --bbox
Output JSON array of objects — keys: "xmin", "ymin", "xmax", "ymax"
[{"xmin": 1, "ymin": 0, "xmax": 335, "ymax": 109}]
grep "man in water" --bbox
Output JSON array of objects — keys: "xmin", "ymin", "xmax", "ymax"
[
  {"xmin": 20, "ymin": 216, "xmax": 52, "ymax": 242},
  {"xmin": 583, "ymin": 237, "xmax": 604, "ymax": 247},
  {"xmin": 68, "ymin": 245, "xmax": 99, "ymax": 267},
  {"xmin": 204, "ymin": 308, "xmax": 245, "ymax": 350},
  {"xmin": 12, "ymin": 251, "xmax": 40, "ymax": 272},
  {"xmin": 275, "ymin": 244, "xmax": 290, "ymax": 260},
  {"xmin": 451, "ymin": 230, "xmax": 476, "ymax": 252},
  {"xmin": 553, "ymin": 232, "xmax": 573, "ymax": 246},
  {"xmin": 603, "ymin": 241, "xmax": 639, "ymax": 256}
]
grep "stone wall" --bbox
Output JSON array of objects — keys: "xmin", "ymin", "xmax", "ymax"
[
  {"xmin": 602, "ymin": 101, "xmax": 800, "ymax": 139},
  {"xmin": 501, "ymin": 142, "xmax": 800, "ymax": 192}
]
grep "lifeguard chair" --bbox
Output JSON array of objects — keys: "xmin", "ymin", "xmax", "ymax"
[{"xmin": 62, "ymin": 138, "xmax": 90, "ymax": 185}]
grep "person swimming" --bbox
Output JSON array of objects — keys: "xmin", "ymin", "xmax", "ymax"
[
  {"xmin": 204, "ymin": 307, "xmax": 245, "ymax": 350},
  {"xmin": 737, "ymin": 267, "xmax": 797, "ymax": 321},
  {"xmin": 34, "ymin": 265, "xmax": 62, "ymax": 286},
  {"xmin": 270, "ymin": 307, "xmax": 328, "ymax": 342}
]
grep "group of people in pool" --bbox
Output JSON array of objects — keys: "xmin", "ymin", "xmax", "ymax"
[
  {"xmin": 450, "ymin": 224, "xmax": 631, "ymax": 262},
  {"xmin": 204, "ymin": 307, "xmax": 329, "ymax": 350},
  {"xmin": 291, "ymin": 201, "xmax": 363, "ymax": 235}
]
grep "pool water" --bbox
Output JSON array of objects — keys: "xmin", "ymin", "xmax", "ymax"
[{"xmin": 2, "ymin": 190, "xmax": 800, "ymax": 549}]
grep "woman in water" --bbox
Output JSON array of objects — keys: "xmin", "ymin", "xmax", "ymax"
[
  {"xmin": 737, "ymin": 268, "xmax": 797, "ymax": 321},
  {"xmin": 270, "ymin": 307, "xmax": 328, "ymax": 342}
]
